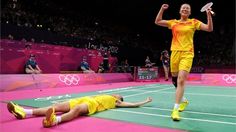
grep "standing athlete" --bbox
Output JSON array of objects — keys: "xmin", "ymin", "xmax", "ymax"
[{"xmin": 155, "ymin": 3, "xmax": 213, "ymax": 121}]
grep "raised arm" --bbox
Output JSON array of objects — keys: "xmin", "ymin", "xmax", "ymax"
[
  {"xmin": 154, "ymin": 4, "xmax": 169, "ymax": 27},
  {"xmin": 199, "ymin": 8, "xmax": 213, "ymax": 32},
  {"xmin": 116, "ymin": 97, "xmax": 152, "ymax": 108}
]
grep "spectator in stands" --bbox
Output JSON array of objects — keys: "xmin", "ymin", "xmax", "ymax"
[
  {"xmin": 21, "ymin": 38, "xmax": 27, "ymax": 43},
  {"xmin": 160, "ymin": 50, "xmax": 170, "ymax": 81},
  {"xmin": 24, "ymin": 44, "xmax": 32, "ymax": 50},
  {"xmin": 8, "ymin": 34, "xmax": 14, "ymax": 40},
  {"xmin": 25, "ymin": 54, "xmax": 42, "ymax": 74},
  {"xmin": 30, "ymin": 38, "xmax": 35, "ymax": 43},
  {"xmin": 145, "ymin": 56, "xmax": 155, "ymax": 68},
  {"xmin": 121, "ymin": 59, "xmax": 131, "ymax": 73},
  {"xmin": 103, "ymin": 52, "xmax": 109, "ymax": 72},
  {"xmin": 97, "ymin": 62, "xmax": 105, "ymax": 73},
  {"xmin": 80, "ymin": 57, "xmax": 95, "ymax": 73}
]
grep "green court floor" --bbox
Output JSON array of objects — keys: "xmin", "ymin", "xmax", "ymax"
[{"xmin": 11, "ymin": 84, "xmax": 236, "ymax": 132}]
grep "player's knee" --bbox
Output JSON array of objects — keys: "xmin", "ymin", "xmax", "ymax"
[
  {"xmin": 70, "ymin": 106, "xmax": 81, "ymax": 117},
  {"xmin": 73, "ymin": 105, "xmax": 88, "ymax": 116},
  {"xmin": 177, "ymin": 76, "xmax": 185, "ymax": 86}
]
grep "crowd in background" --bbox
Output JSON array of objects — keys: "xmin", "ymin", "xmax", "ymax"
[{"xmin": 1, "ymin": 0, "xmax": 235, "ymax": 68}]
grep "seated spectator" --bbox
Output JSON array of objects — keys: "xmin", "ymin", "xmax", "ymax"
[
  {"xmin": 121, "ymin": 59, "xmax": 131, "ymax": 73},
  {"xmin": 8, "ymin": 34, "xmax": 14, "ymax": 40},
  {"xmin": 80, "ymin": 57, "xmax": 95, "ymax": 73},
  {"xmin": 25, "ymin": 44, "xmax": 32, "ymax": 50},
  {"xmin": 21, "ymin": 38, "xmax": 27, "ymax": 43},
  {"xmin": 25, "ymin": 54, "xmax": 42, "ymax": 74},
  {"xmin": 145, "ymin": 56, "xmax": 155, "ymax": 68},
  {"xmin": 97, "ymin": 62, "xmax": 105, "ymax": 73},
  {"xmin": 30, "ymin": 38, "xmax": 35, "ymax": 43}
]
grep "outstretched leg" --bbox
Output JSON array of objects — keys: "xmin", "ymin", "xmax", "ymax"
[
  {"xmin": 7, "ymin": 101, "xmax": 70, "ymax": 119},
  {"xmin": 61, "ymin": 104, "xmax": 88, "ymax": 122},
  {"xmin": 33, "ymin": 102, "xmax": 70, "ymax": 116},
  {"xmin": 42, "ymin": 104, "xmax": 89, "ymax": 127}
]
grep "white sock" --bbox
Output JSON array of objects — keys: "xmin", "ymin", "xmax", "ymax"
[
  {"xmin": 56, "ymin": 116, "xmax": 62, "ymax": 124},
  {"xmin": 24, "ymin": 109, "xmax": 33, "ymax": 115},
  {"xmin": 174, "ymin": 104, "xmax": 179, "ymax": 110},
  {"xmin": 181, "ymin": 97, "xmax": 187, "ymax": 102}
]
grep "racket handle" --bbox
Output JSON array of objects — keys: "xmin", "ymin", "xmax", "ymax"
[{"xmin": 210, "ymin": 11, "xmax": 215, "ymax": 16}]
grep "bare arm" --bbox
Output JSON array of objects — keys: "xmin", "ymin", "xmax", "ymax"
[
  {"xmin": 200, "ymin": 8, "xmax": 213, "ymax": 32},
  {"xmin": 36, "ymin": 65, "xmax": 42, "ymax": 72},
  {"xmin": 160, "ymin": 55, "xmax": 163, "ymax": 61},
  {"xmin": 116, "ymin": 97, "xmax": 152, "ymax": 108},
  {"xmin": 28, "ymin": 65, "xmax": 35, "ymax": 71},
  {"xmin": 81, "ymin": 66, "xmax": 87, "ymax": 71},
  {"xmin": 154, "ymin": 4, "xmax": 169, "ymax": 27}
]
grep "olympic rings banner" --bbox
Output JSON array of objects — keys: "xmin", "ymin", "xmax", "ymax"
[
  {"xmin": 201, "ymin": 74, "xmax": 236, "ymax": 86},
  {"xmin": 0, "ymin": 73, "xmax": 133, "ymax": 92},
  {"xmin": 0, "ymin": 73, "xmax": 235, "ymax": 92}
]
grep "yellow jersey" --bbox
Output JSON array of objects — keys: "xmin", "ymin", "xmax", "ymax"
[
  {"xmin": 167, "ymin": 18, "xmax": 201, "ymax": 52},
  {"xmin": 92, "ymin": 94, "xmax": 117, "ymax": 112},
  {"xmin": 69, "ymin": 94, "xmax": 118, "ymax": 115}
]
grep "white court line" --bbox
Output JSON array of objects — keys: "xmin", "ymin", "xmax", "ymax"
[
  {"xmin": 98, "ymin": 85, "xmax": 236, "ymax": 98},
  {"xmin": 142, "ymin": 107, "xmax": 236, "ymax": 118},
  {"xmin": 103, "ymin": 87, "xmax": 236, "ymax": 98},
  {"xmin": 48, "ymin": 84, "xmax": 236, "ymax": 125},
  {"xmin": 158, "ymin": 91, "xmax": 236, "ymax": 98},
  {"xmin": 98, "ymin": 86, "xmax": 135, "ymax": 93},
  {"xmin": 50, "ymin": 85, "xmax": 166, "ymax": 103},
  {"xmin": 124, "ymin": 87, "xmax": 173, "ymax": 98},
  {"xmin": 98, "ymin": 85, "xmax": 171, "ymax": 95},
  {"xmin": 111, "ymin": 109, "xmax": 236, "ymax": 125},
  {"xmin": 98, "ymin": 84, "xmax": 165, "ymax": 93},
  {"xmin": 50, "ymin": 85, "xmax": 169, "ymax": 103},
  {"xmin": 50, "ymin": 84, "xmax": 235, "ymax": 119},
  {"xmin": 102, "ymin": 86, "xmax": 236, "ymax": 120}
]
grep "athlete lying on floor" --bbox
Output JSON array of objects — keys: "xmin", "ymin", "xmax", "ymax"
[{"xmin": 7, "ymin": 94, "xmax": 152, "ymax": 127}]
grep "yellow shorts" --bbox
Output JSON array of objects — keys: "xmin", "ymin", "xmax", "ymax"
[
  {"xmin": 69, "ymin": 97, "xmax": 99, "ymax": 115},
  {"xmin": 170, "ymin": 51, "xmax": 194, "ymax": 73}
]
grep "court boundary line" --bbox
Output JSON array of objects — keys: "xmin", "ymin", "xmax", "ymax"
[
  {"xmin": 12, "ymin": 84, "xmax": 236, "ymax": 121},
  {"xmin": 111, "ymin": 109, "xmax": 236, "ymax": 125},
  {"xmin": 124, "ymin": 87, "xmax": 173, "ymax": 98},
  {"xmin": 50, "ymin": 87, "xmax": 172, "ymax": 103},
  {"xmin": 97, "ymin": 84, "xmax": 165, "ymax": 93},
  {"xmin": 142, "ymin": 107, "xmax": 236, "ymax": 118},
  {"xmin": 32, "ymin": 85, "xmax": 164, "ymax": 104},
  {"xmin": 104, "ymin": 85, "xmax": 236, "ymax": 122},
  {"xmin": 158, "ymin": 91, "xmax": 236, "ymax": 98},
  {"xmin": 98, "ymin": 84, "xmax": 236, "ymax": 98}
]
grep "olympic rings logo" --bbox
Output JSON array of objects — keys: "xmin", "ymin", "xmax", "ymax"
[
  {"xmin": 59, "ymin": 74, "xmax": 80, "ymax": 85},
  {"xmin": 222, "ymin": 74, "xmax": 236, "ymax": 84}
]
